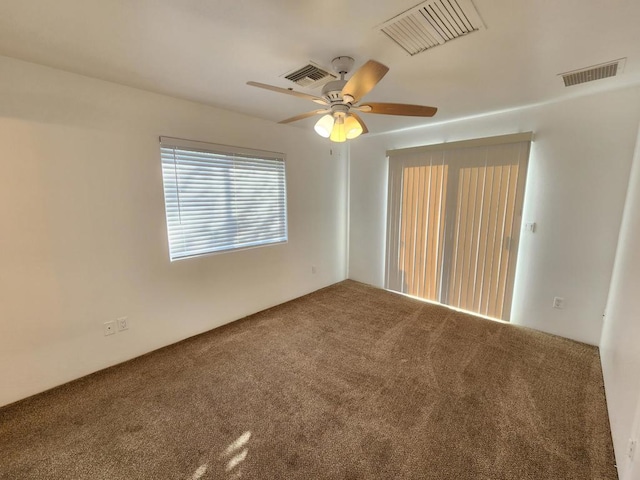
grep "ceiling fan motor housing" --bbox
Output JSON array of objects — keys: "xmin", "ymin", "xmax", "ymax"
[
  {"xmin": 322, "ymin": 79, "xmax": 348, "ymax": 103},
  {"xmin": 321, "ymin": 79, "xmax": 350, "ymax": 118}
]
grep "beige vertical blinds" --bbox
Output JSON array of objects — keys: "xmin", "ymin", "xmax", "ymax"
[{"xmin": 386, "ymin": 133, "xmax": 532, "ymax": 321}]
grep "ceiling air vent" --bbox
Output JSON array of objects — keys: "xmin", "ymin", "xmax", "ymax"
[
  {"xmin": 559, "ymin": 58, "xmax": 626, "ymax": 87},
  {"xmin": 378, "ymin": 0, "xmax": 485, "ymax": 56},
  {"xmin": 282, "ymin": 62, "xmax": 336, "ymax": 89}
]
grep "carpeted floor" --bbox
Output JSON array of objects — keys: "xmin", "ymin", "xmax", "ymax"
[{"xmin": 0, "ymin": 280, "xmax": 617, "ymax": 479}]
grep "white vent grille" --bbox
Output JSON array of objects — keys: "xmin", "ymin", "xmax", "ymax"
[
  {"xmin": 560, "ymin": 59, "xmax": 625, "ymax": 87},
  {"xmin": 379, "ymin": 0, "xmax": 485, "ymax": 56},
  {"xmin": 282, "ymin": 62, "xmax": 336, "ymax": 89}
]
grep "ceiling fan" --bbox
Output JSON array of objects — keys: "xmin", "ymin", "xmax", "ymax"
[{"xmin": 247, "ymin": 56, "xmax": 437, "ymax": 142}]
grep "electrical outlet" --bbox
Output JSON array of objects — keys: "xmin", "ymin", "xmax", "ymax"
[
  {"xmin": 117, "ymin": 316, "xmax": 129, "ymax": 331},
  {"xmin": 553, "ymin": 297, "xmax": 565, "ymax": 309},
  {"xmin": 103, "ymin": 321, "xmax": 116, "ymax": 336},
  {"xmin": 628, "ymin": 438, "xmax": 637, "ymax": 460}
]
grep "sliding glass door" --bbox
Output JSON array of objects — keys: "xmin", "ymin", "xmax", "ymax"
[{"xmin": 385, "ymin": 134, "xmax": 531, "ymax": 321}]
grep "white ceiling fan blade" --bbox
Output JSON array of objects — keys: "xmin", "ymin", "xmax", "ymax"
[
  {"xmin": 247, "ymin": 81, "xmax": 328, "ymax": 105},
  {"xmin": 278, "ymin": 109, "xmax": 330, "ymax": 124}
]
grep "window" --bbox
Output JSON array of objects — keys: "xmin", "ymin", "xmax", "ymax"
[
  {"xmin": 160, "ymin": 137, "xmax": 287, "ymax": 261},
  {"xmin": 386, "ymin": 133, "xmax": 532, "ymax": 321}
]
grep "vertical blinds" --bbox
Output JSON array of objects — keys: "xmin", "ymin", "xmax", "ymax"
[
  {"xmin": 160, "ymin": 137, "xmax": 287, "ymax": 261},
  {"xmin": 386, "ymin": 133, "xmax": 531, "ymax": 321}
]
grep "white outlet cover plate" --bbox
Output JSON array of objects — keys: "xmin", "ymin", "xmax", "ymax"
[
  {"xmin": 628, "ymin": 438, "xmax": 636, "ymax": 459},
  {"xmin": 103, "ymin": 321, "xmax": 116, "ymax": 336}
]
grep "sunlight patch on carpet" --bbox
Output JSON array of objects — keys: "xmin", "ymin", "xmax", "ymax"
[
  {"xmin": 189, "ymin": 463, "xmax": 208, "ymax": 480},
  {"xmin": 223, "ymin": 431, "xmax": 251, "ymax": 456},
  {"xmin": 225, "ymin": 449, "xmax": 248, "ymax": 472},
  {"xmin": 218, "ymin": 430, "xmax": 251, "ymax": 475}
]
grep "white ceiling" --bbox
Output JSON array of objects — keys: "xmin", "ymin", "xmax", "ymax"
[{"xmin": 1, "ymin": 0, "xmax": 640, "ymax": 135}]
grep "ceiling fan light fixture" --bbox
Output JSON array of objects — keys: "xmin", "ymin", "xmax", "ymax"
[
  {"xmin": 329, "ymin": 116, "xmax": 346, "ymax": 143},
  {"xmin": 314, "ymin": 114, "xmax": 335, "ymax": 138},
  {"xmin": 344, "ymin": 115, "xmax": 363, "ymax": 139}
]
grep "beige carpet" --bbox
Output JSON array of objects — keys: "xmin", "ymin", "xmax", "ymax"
[{"xmin": 0, "ymin": 280, "xmax": 617, "ymax": 479}]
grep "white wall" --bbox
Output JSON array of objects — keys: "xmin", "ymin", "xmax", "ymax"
[
  {"xmin": 349, "ymin": 87, "xmax": 640, "ymax": 345},
  {"xmin": 0, "ymin": 56, "xmax": 348, "ymax": 407},
  {"xmin": 601, "ymin": 124, "xmax": 640, "ymax": 480}
]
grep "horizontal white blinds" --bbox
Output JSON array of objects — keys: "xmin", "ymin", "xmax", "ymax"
[{"xmin": 160, "ymin": 137, "xmax": 287, "ymax": 261}]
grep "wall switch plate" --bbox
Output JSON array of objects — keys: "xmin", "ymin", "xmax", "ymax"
[
  {"xmin": 103, "ymin": 321, "xmax": 116, "ymax": 336},
  {"xmin": 311, "ymin": 265, "xmax": 317, "ymax": 274},
  {"xmin": 117, "ymin": 316, "xmax": 129, "ymax": 331},
  {"xmin": 524, "ymin": 222, "xmax": 537, "ymax": 232},
  {"xmin": 553, "ymin": 297, "xmax": 565, "ymax": 309}
]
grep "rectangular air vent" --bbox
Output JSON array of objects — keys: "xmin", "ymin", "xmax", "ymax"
[
  {"xmin": 282, "ymin": 62, "xmax": 336, "ymax": 89},
  {"xmin": 378, "ymin": 0, "xmax": 485, "ymax": 56},
  {"xmin": 559, "ymin": 59, "xmax": 625, "ymax": 87}
]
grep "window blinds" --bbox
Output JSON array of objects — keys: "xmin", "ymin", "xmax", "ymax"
[
  {"xmin": 386, "ymin": 133, "xmax": 532, "ymax": 321},
  {"xmin": 160, "ymin": 137, "xmax": 287, "ymax": 261}
]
